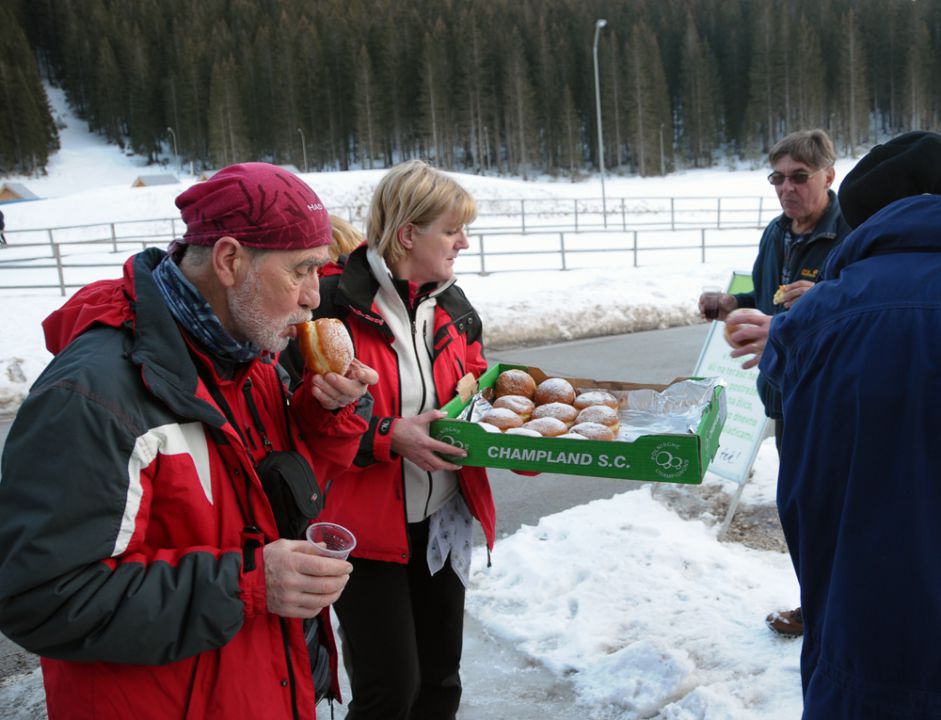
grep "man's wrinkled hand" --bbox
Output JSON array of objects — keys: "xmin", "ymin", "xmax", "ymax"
[
  {"xmin": 263, "ymin": 539, "xmax": 352, "ymax": 618},
  {"xmin": 310, "ymin": 358, "xmax": 378, "ymax": 410}
]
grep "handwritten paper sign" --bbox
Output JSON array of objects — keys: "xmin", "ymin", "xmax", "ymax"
[{"xmin": 692, "ymin": 272, "xmax": 770, "ymax": 484}]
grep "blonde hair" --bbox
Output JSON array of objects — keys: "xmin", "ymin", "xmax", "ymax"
[
  {"xmin": 366, "ymin": 159, "xmax": 477, "ymax": 265},
  {"xmin": 328, "ymin": 214, "xmax": 365, "ymax": 261}
]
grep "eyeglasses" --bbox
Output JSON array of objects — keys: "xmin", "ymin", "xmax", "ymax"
[{"xmin": 767, "ymin": 167, "xmax": 827, "ymax": 186}]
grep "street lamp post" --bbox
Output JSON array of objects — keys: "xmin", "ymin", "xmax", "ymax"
[
  {"xmin": 593, "ymin": 18, "xmax": 608, "ymax": 228},
  {"xmin": 166, "ymin": 126, "xmax": 178, "ymax": 170},
  {"xmin": 297, "ymin": 127, "xmax": 308, "ymax": 173}
]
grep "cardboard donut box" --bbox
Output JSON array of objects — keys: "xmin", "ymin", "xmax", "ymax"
[{"xmin": 429, "ymin": 364, "xmax": 726, "ymax": 484}]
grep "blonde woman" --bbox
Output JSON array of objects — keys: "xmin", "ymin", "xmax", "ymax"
[{"xmin": 306, "ymin": 160, "xmax": 495, "ymax": 719}]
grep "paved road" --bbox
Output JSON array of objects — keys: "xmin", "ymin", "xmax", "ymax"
[{"xmin": 0, "ymin": 323, "xmax": 712, "ymax": 718}]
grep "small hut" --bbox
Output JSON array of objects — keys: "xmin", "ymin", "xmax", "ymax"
[
  {"xmin": 0, "ymin": 183, "xmax": 40, "ymax": 203},
  {"xmin": 131, "ymin": 174, "xmax": 179, "ymax": 188}
]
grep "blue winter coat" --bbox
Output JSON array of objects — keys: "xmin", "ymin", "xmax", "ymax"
[{"xmin": 761, "ymin": 194, "xmax": 941, "ymax": 719}]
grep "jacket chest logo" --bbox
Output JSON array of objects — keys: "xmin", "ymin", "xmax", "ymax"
[{"xmin": 800, "ymin": 267, "xmax": 820, "ymax": 280}]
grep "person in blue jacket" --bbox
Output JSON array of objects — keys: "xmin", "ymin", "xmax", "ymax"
[
  {"xmin": 700, "ymin": 128, "xmax": 852, "ymax": 637},
  {"xmin": 761, "ymin": 130, "xmax": 941, "ymax": 718},
  {"xmin": 701, "ymin": 128, "xmax": 851, "ymax": 448}
]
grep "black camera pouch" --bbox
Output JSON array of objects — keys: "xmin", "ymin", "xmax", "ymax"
[{"xmin": 255, "ymin": 450, "xmax": 325, "ymax": 539}]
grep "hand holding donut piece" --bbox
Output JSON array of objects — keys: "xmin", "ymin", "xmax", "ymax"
[
  {"xmin": 723, "ymin": 308, "xmax": 773, "ymax": 371},
  {"xmin": 295, "ymin": 318, "xmax": 354, "ymax": 376}
]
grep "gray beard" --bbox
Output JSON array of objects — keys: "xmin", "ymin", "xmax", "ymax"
[{"xmin": 226, "ymin": 268, "xmax": 306, "ymax": 354}]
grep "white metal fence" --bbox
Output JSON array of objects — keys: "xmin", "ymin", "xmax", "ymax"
[
  {"xmin": 335, "ymin": 195, "xmax": 778, "ymax": 233},
  {"xmin": 0, "ymin": 196, "xmax": 775, "ymax": 295}
]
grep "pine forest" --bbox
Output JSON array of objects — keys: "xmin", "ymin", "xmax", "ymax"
[{"xmin": 3, "ymin": 0, "xmax": 941, "ymax": 178}]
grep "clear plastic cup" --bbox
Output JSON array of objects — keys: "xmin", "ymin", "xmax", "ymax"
[
  {"xmin": 701, "ymin": 286, "xmax": 722, "ymax": 320},
  {"xmin": 305, "ymin": 522, "xmax": 357, "ymax": 560}
]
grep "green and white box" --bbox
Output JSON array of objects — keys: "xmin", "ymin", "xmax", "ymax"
[{"xmin": 430, "ymin": 364, "xmax": 726, "ymax": 484}]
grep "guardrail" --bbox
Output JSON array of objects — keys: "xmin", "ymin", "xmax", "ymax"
[
  {"xmin": 0, "ymin": 194, "xmax": 774, "ymax": 248},
  {"xmin": 468, "ymin": 195, "xmax": 775, "ymax": 234},
  {"xmin": 0, "ymin": 195, "xmax": 777, "ymax": 294},
  {"xmin": 466, "ymin": 227, "xmax": 758, "ymax": 275},
  {"xmin": 0, "ymin": 225, "xmax": 762, "ymax": 296},
  {"xmin": 330, "ymin": 195, "xmax": 776, "ymax": 233}
]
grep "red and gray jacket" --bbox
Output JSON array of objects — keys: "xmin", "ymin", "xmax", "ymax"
[
  {"xmin": 0, "ymin": 248, "xmax": 367, "ymax": 720},
  {"xmin": 285, "ymin": 245, "xmax": 495, "ymax": 562}
]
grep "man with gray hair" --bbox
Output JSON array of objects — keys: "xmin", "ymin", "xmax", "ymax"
[{"xmin": 698, "ymin": 129, "xmax": 852, "ymax": 637}]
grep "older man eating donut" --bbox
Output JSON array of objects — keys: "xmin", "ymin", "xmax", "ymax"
[{"xmin": 0, "ymin": 162, "xmax": 377, "ymax": 720}]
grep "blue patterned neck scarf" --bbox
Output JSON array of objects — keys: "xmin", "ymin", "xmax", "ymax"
[{"xmin": 153, "ymin": 253, "xmax": 261, "ymax": 364}]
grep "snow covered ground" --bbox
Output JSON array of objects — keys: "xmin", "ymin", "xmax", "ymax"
[{"xmin": 0, "ymin": 84, "xmax": 858, "ymax": 718}]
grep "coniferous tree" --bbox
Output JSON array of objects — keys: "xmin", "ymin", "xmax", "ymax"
[
  {"xmin": 0, "ymin": 3, "xmax": 58, "ymax": 174},
  {"xmin": 533, "ymin": 11, "xmax": 561, "ymax": 173},
  {"xmin": 857, "ymin": 0, "xmax": 897, "ymax": 134},
  {"xmin": 744, "ymin": 1, "xmax": 781, "ymax": 152},
  {"xmin": 20, "ymin": 0, "xmax": 58, "ymax": 82},
  {"xmin": 623, "ymin": 20, "xmax": 672, "ymax": 176},
  {"xmin": 419, "ymin": 19, "xmax": 456, "ymax": 167},
  {"xmin": 902, "ymin": 15, "xmax": 932, "ymax": 130},
  {"xmin": 472, "ymin": 1, "xmax": 505, "ymax": 173},
  {"xmin": 247, "ymin": 24, "xmax": 276, "ymax": 160},
  {"xmin": 558, "ymin": 83, "xmax": 581, "ymax": 180},
  {"xmin": 501, "ymin": 33, "xmax": 539, "ymax": 177},
  {"xmin": 419, "ymin": 31, "xmax": 443, "ymax": 165},
  {"xmin": 174, "ymin": 33, "xmax": 210, "ymax": 167},
  {"xmin": 354, "ymin": 44, "xmax": 379, "ymax": 169},
  {"xmin": 602, "ymin": 39, "xmax": 625, "ymax": 169},
  {"xmin": 457, "ymin": 6, "xmax": 492, "ymax": 172},
  {"xmin": 124, "ymin": 19, "xmax": 163, "ymax": 163},
  {"xmin": 207, "ymin": 56, "xmax": 249, "ymax": 167},
  {"xmin": 705, "ymin": 0, "xmax": 750, "ymax": 155},
  {"xmin": 318, "ymin": 0, "xmax": 355, "ymax": 170},
  {"xmin": 793, "ymin": 16, "xmax": 827, "ymax": 131},
  {"xmin": 776, "ymin": 3, "xmax": 795, "ymax": 134},
  {"xmin": 295, "ymin": 17, "xmax": 328, "ymax": 170},
  {"xmin": 679, "ymin": 12, "xmax": 721, "ymax": 167},
  {"xmin": 95, "ymin": 38, "xmax": 124, "ymax": 145},
  {"xmin": 836, "ymin": 7, "xmax": 871, "ymax": 153},
  {"xmin": 271, "ymin": 10, "xmax": 302, "ymax": 166},
  {"xmin": 56, "ymin": 0, "xmax": 105, "ymax": 119}
]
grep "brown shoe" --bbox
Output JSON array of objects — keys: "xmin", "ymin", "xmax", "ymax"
[{"xmin": 766, "ymin": 606, "xmax": 803, "ymax": 637}]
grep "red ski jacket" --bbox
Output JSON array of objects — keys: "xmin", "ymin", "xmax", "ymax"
[{"xmin": 0, "ymin": 249, "xmax": 368, "ymax": 719}]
